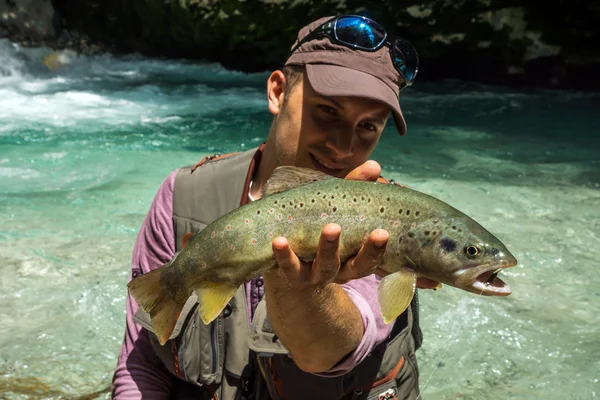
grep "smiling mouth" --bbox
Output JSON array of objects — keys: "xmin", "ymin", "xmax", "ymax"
[{"xmin": 310, "ymin": 153, "xmax": 344, "ymax": 175}]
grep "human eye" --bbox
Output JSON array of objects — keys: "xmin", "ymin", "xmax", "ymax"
[
  {"xmin": 317, "ymin": 104, "xmax": 338, "ymax": 116},
  {"xmin": 361, "ymin": 122, "xmax": 377, "ymax": 132},
  {"xmin": 357, "ymin": 120, "xmax": 382, "ymax": 139}
]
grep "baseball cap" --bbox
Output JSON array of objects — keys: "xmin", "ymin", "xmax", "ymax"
[{"xmin": 284, "ymin": 16, "xmax": 409, "ymax": 135}]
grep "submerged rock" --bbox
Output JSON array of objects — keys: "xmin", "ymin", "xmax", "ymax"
[{"xmin": 2, "ymin": 0, "xmax": 599, "ymax": 89}]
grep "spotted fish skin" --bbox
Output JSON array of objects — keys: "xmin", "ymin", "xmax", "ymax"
[
  {"xmin": 128, "ymin": 167, "xmax": 518, "ymax": 345},
  {"xmin": 181, "ymin": 178, "xmax": 448, "ymax": 283}
]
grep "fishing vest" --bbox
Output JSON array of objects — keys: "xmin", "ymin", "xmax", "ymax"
[{"xmin": 133, "ymin": 148, "xmax": 424, "ymax": 400}]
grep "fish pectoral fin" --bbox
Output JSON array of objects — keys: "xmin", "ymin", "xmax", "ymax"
[
  {"xmin": 195, "ymin": 282, "xmax": 239, "ymax": 325},
  {"xmin": 377, "ymin": 267, "xmax": 417, "ymax": 324},
  {"xmin": 262, "ymin": 166, "xmax": 334, "ymax": 196}
]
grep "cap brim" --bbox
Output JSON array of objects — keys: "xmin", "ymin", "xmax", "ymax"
[{"xmin": 306, "ymin": 64, "xmax": 407, "ymax": 135}]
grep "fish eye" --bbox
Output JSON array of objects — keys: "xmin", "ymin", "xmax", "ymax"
[{"xmin": 464, "ymin": 245, "xmax": 480, "ymax": 257}]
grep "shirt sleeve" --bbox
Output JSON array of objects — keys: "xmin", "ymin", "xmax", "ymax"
[
  {"xmin": 316, "ymin": 274, "xmax": 394, "ymax": 377},
  {"xmin": 112, "ymin": 170, "xmax": 179, "ymax": 400}
]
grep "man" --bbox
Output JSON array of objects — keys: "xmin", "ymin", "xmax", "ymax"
[{"xmin": 112, "ymin": 14, "xmax": 437, "ymax": 400}]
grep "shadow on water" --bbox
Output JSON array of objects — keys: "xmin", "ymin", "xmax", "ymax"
[
  {"xmin": 178, "ymin": 94, "xmax": 600, "ymax": 189},
  {"xmin": 0, "ymin": 375, "xmax": 110, "ymax": 399},
  {"xmin": 373, "ymin": 85, "xmax": 600, "ymax": 188}
]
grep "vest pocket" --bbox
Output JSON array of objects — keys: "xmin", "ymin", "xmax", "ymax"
[
  {"xmin": 393, "ymin": 352, "xmax": 419, "ymax": 400},
  {"xmin": 177, "ymin": 304, "xmax": 225, "ymax": 386},
  {"xmin": 133, "ymin": 294, "xmax": 225, "ymax": 387},
  {"xmin": 248, "ymin": 298, "xmax": 290, "ymax": 400}
]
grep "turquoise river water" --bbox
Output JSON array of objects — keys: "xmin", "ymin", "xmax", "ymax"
[{"xmin": 0, "ymin": 39, "xmax": 599, "ymax": 399}]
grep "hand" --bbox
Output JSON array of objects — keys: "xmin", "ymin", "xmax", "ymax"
[
  {"xmin": 271, "ymin": 222, "xmax": 389, "ymax": 289},
  {"xmin": 269, "ymin": 161, "xmax": 384, "ymax": 289}
]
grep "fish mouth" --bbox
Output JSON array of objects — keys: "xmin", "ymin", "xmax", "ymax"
[{"xmin": 458, "ymin": 259, "xmax": 517, "ymax": 296}]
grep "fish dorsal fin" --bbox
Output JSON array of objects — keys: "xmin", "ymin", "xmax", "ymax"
[{"xmin": 262, "ymin": 166, "xmax": 334, "ymax": 196}]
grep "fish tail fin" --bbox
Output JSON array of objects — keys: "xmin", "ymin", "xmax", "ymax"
[
  {"xmin": 127, "ymin": 266, "xmax": 184, "ymax": 346},
  {"xmin": 377, "ymin": 267, "xmax": 417, "ymax": 324}
]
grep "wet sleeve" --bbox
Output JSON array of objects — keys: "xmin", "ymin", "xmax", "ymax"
[
  {"xmin": 112, "ymin": 170, "xmax": 178, "ymax": 400},
  {"xmin": 316, "ymin": 274, "xmax": 394, "ymax": 377}
]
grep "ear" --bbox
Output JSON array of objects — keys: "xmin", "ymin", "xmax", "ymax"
[{"xmin": 267, "ymin": 70, "xmax": 286, "ymax": 116}]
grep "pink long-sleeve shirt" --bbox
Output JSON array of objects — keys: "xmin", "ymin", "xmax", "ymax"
[{"xmin": 112, "ymin": 163, "xmax": 395, "ymax": 399}]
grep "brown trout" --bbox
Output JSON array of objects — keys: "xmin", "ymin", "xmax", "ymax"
[{"xmin": 128, "ymin": 167, "xmax": 518, "ymax": 345}]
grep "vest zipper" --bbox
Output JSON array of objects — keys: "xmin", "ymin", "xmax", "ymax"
[
  {"xmin": 170, "ymin": 340, "xmax": 183, "ymax": 379},
  {"xmin": 210, "ymin": 320, "xmax": 218, "ymax": 374},
  {"xmin": 255, "ymin": 354, "xmax": 268, "ymax": 383},
  {"xmin": 255, "ymin": 354, "xmax": 284, "ymax": 399}
]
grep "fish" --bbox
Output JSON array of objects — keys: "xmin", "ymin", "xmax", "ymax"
[{"xmin": 128, "ymin": 166, "xmax": 518, "ymax": 345}]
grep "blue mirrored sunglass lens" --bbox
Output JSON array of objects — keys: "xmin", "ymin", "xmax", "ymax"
[
  {"xmin": 393, "ymin": 38, "xmax": 418, "ymax": 82},
  {"xmin": 335, "ymin": 16, "xmax": 386, "ymax": 49}
]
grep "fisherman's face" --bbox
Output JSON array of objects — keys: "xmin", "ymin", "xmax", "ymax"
[{"xmin": 268, "ymin": 70, "xmax": 390, "ymax": 178}]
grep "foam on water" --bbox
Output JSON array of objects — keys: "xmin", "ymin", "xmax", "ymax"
[
  {"xmin": 0, "ymin": 38, "xmax": 599, "ymax": 399},
  {"xmin": 0, "ymin": 40, "xmax": 268, "ymax": 136}
]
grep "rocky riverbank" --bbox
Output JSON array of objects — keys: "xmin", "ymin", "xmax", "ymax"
[{"xmin": 2, "ymin": 0, "xmax": 599, "ymax": 90}]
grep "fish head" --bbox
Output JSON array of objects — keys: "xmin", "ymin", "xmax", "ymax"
[{"xmin": 401, "ymin": 217, "xmax": 518, "ymax": 296}]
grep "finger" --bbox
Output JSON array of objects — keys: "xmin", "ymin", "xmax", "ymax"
[
  {"xmin": 336, "ymin": 229, "xmax": 389, "ymax": 283},
  {"xmin": 310, "ymin": 223, "xmax": 342, "ymax": 285},
  {"xmin": 272, "ymin": 237, "xmax": 306, "ymax": 286},
  {"xmin": 345, "ymin": 160, "xmax": 381, "ymax": 182}
]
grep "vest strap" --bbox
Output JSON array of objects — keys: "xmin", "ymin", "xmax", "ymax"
[{"xmin": 190, "ymin": 152, "xmax": 241, "ymax": 173}]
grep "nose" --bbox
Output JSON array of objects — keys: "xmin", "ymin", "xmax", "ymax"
[{"xmin": 325, "ymin": 128, "xmax": 354, "ymax": 159}]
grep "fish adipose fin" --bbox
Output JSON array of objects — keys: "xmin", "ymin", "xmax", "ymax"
[
  {"xmin": 127, "ymin": 267, "xmax": 184, "ymax": 346},
  {"xmin": 262, "ymin": 166, "xmax": 334, "ymax": 196},
  {"xmin": 377, "ymin": 267, "xmax": 417, "ymax": 324},
  {"xmin": 195, "ymin": 282, "xmax": 239, "ymax": 325}
]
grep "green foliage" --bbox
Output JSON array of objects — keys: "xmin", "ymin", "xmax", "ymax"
[{"xmin": 50, "ymin": 0, "xmax": 600, "ymax": 88}]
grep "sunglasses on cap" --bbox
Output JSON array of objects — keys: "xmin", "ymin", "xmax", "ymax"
[{"xmin": 289, "ymin": 15, "xmax": 419, "ymax": 91}]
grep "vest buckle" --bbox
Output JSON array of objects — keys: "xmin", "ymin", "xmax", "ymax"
[{"xmin": 377, "ymin": 388, "xmax": 397, "ymax": 400}]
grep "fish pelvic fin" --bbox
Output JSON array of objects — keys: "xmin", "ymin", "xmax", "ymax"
[
  {"xmin": 127, "ymin": 267, "xmax": 184, "ymax": 346},
  {"xmin": 262, "ymin": 166, "xmax": 334, "ymax": 196},
  {"xmin": 377, "ymin": 267, "xmax": 417, "ymax": 324},
  {"xmin": 195, "ymin": 282, "xmax": 239, "ymax": 325}
]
